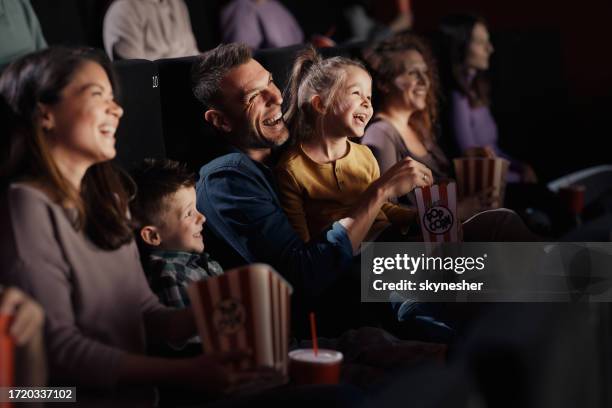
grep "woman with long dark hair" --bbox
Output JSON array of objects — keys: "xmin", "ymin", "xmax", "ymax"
[
  {"xmin": 0, "ymin": 47, "xmax": 270, "ymax": 400},
  {"xmin": 436, "ymin": 14, "xmax": 537, "ymax": 184}
]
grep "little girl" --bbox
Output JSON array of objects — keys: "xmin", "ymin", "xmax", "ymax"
[{"xmin": 277, "ymin": 47, "xmax": 422, "ymax": 243}]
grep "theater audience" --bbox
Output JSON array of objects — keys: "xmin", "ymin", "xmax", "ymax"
[
  {"xmin": 0, "ymin": 286, "xmax": 47, "ymax": 386},
  {"xmin": 338, "ymin": 0, "xmax": 413, "ymax": 43},
  {"xmin": 435, "ymin": 14, "xmax": 537, "ymax": 183},
  {"xmin": 277, "ymin": 47, "xmax": 427, "ymax": 243},
  {"xmin": 220, "ymin": 0, "xmax": 304, "ymax": 49},
  {"xmin": 0, "ymin": 47, "xmax": 273, "ymax": 398},
  {"xmin": 103, "ymin": 0, "xmax": 199, "ymax": 60},
  {"xmin": 0, "ymin": 0, "xmax": 47, "ymax": 69},
  {"xmin": 362, "ymin": 33, "xmax": 499, "ymax": 221}
]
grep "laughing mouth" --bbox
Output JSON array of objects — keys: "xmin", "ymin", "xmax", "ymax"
[
  {"xmin": 99, "ymin": 124, "xmax": 117, "ymax": 137},
  {"xmin": 263, "ymin": 112, "xmax": 283, "ymax": 127},
  {"xmin": 353, "ymin": 113, "xmax": 368, "ymax": 125}
]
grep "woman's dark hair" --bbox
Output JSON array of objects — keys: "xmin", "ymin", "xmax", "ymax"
[
  {"xmin": 436, "ymin": 13, "xmax": 490, "ymax": 107},
  {"xmin": 0, "ymin": 46, "xmax": 133, "ymax": 250},
  {"xmin": 364, "ymin": 32, "xmax": 439, "ymax": 142}
]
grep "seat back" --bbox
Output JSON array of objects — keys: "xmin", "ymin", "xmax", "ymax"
[
  {"xmin": 253, "ymin": 44, "xmax": 306, "ymax": 99},
  {"xmin": 156, "ymin": 56, "xmax": 228, "ymax": 172},
  {"xmin": 30, "ymin": 0, "xmax": 88, "ymax": 46},
  {"xmin": 112, "ymin": 59, "xmax": 166, "ymax": 171},
  {"xmin": 184, "ymin": 0, "xmax": 222, "ymax": 52},
  {"xmin": 547, "ymin": 165, "xmax": 612, "ymax": 207}
]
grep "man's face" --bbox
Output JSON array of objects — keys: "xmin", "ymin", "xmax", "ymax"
[{"xmin": 217, "ymin": 59, "xmax": 289, "ymax": 149}]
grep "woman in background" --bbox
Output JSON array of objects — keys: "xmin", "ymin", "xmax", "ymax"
[
  {"xmin": 362, "ymin": 33, "xmax": 498, "ymax": 221},
  {"xmin": 436, "ymin": 14, "xmax": 537, "ymax": 183}
]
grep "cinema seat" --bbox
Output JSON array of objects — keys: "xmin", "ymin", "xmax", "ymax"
[
  {"xmin": 548, "ymin": 165, "xmax": 612, "ymax": 209},
  {"xmin": 156, "ymin": 56, "xmax": 228, "ymax": 173},
  {"xmin": 253, "ymin": 44, "xmax": 306, "ymax": 98},
  {"xmin": 319, "ymin": 40, "xmax": 369, "ymax": 60},
  {"xmin": 112, "ymin": 59, "xmax": 166, "ymax": 171},
  {"xmin": 184, "ymin": 0, "xmax": 222, "ymax": 52},
  {"xmin": 30, "ymin": 0, "xmax": 88, "ymax": 46}
]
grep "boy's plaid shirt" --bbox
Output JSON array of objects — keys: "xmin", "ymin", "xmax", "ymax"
[{"xmin": 146, "ymin": 250, "xmax": 224, "ymax": 308}]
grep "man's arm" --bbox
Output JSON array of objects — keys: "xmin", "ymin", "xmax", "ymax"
[{"xmin": 199, "ymin": 168, "xmax": 352, "ymax": 297}]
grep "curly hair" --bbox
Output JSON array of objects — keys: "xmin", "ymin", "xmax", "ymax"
[{"xmin": 364, "ymin": 32, "xmax": 440, "ymax": 142}]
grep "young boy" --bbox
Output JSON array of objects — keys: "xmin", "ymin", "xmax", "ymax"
[{"xmin": 129, "ymin": 158, "xmax": 223, "ymax": 309}]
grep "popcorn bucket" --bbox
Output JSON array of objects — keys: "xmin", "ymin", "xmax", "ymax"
[
  {"xmin": 188, "ymin": 264, "xmax": 292, "ymax": 376},
  {"xmin": 414, "ymin": 182, "xmax": 460, "ymax": 249},
  {"xmin": 453, "ymin": 157, "xmax": 510, "ymax": 207}
]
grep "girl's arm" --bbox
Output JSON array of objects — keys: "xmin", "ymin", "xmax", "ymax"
[{"xmin": 370, "ymin": 153, "xmax": 417, "ymax": 229}]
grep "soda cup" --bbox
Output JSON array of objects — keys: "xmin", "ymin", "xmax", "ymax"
[{"xmin": 289, "ymin": 349, "xmax": 343, "ymax": 385}]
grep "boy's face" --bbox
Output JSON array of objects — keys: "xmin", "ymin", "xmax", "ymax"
[{"xmin": 156, "ymin": 186, "xmax": 206, "ymax": 253}]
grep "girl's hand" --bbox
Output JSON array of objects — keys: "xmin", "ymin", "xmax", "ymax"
[{"xmin": 378, "ymin": 157, "xmax": 433, "ymax": 200}]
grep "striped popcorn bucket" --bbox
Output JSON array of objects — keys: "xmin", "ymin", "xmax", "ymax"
[
  {"xmin": 188, "ymin": 264, "xmax": 292, "ymax": 376},
  {"xmin": 414, "ymin": 182, "xmax": 460, "ymax": 251},
  {"xmin": 453, "ymin": 157, "xmax": 510, "ymax": 207}
]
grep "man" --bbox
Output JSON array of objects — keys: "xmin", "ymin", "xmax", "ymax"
[{"xmin": 192, "ymin": 43, "xmax": 432, "ymax": 300}]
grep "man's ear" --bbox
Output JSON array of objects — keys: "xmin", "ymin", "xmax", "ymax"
[
  {"xmin": 37, "ymin": 103, "xmax": 55, "ymax": 132},
  {"xmin": 140, "ymin": 226, "xmax": 162, "ymax": 247},
  {"xmin": 204, "ymin": 109, "xmax": 232, "ymax": 133},
  {"xmin": 311, "ymin": 95, "xmax": 326, "ymax": 115}
]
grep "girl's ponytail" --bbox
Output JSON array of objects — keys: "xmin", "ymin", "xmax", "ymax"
[{"xmin": 284, "ymin": 46, "xmax": 320, "ymax": 137}]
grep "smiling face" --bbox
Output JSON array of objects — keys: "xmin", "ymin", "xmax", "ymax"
[
  {"xmin": 392, "ymin": 49, "xmax": 430, "ymax": 112},
  {"xmin": 324, "ymin": 65, "xmax": 373, "ymax": 139},
  {"xmin": 42, "ymin": 61, "xmax": 123, "ymax": 168},
  {"xmin": 156, "ymin": 186, "xmax": 206, "ymax": 253},
  {"xmin": 217, "ymin": 58, "xmax": 289, "ymax": 149},
  {"xmin": 466, "ymin": 22, "xmax": 494, "ymax": 71}
]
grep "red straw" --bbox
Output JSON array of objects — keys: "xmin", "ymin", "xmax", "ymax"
[{"xmin": 309, "ymin": 312, "xmax": 318, "ymax": 357}]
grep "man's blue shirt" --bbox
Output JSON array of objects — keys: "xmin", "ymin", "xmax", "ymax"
[{"xmin": 196, "ymin": 149, "xmax": 353, "ymax": 296}]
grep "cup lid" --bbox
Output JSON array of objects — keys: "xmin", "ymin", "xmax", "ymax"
[{"xmin": 289, "ymin": 349, "xmax": 343, "ymax": 364}]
